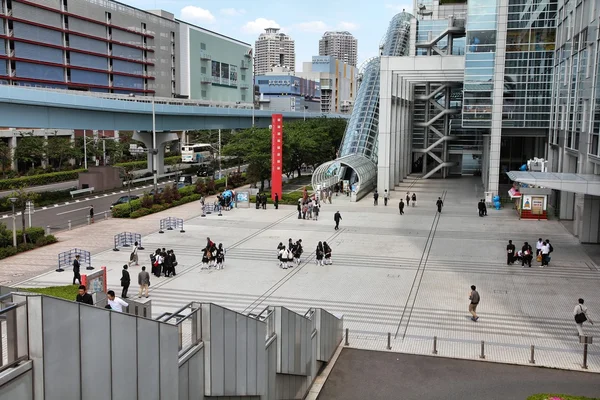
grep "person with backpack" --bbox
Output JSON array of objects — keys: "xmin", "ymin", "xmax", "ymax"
[
  {"xmin": 128, "ymin": 241, "xmax": 139, "ymax": 267},
  {"xmin": 574, "ymin": 298, "xmax": 593, "ymax": 336},
  {"xmin": 468, "ymin": 285, "xmax": 480, "ymax": 322},
  {"xmin": 323, "ymin": 242, "xmax": 332, "ymax": 265}
]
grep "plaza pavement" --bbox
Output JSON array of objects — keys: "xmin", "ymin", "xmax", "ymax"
[{"xmin": 8, "ymin": 176, "xmax": 600, "ymax": 372}]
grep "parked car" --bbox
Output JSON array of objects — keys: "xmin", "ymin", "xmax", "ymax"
[
  {"xmin": 110, "ymin": 195, "xmax": 139, "ymax": 209},
  {"xmin": 148, "ymin": 187, "xmax": 164, "ymax": 196},
  {"xmin": 196, "ymin": 164, "xmax": 215, "ymax": 178},
  {"xmin": 177, "ymin": 174, "xmax": 194, "ymax": 189}
]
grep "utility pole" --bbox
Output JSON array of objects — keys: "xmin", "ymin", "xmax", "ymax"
[{"xmin": 83, "ymin": 131, "xmax": 87, "ymax": 170}]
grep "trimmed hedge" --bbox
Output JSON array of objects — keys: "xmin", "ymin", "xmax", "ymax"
[
  {"xmin": 115, "ymin": 156, "xmax": 181, "ymax": 170},
  {"xmin": 250, "ymin": 190, "xmax": 309, "ymax": 206},
  {"xmin": 0, "ymin": 233, "xmax": 57, "ymax": 260},
  {"xmin": 0, "ymin": 170, "xmax": 84, "ymax": 191}
]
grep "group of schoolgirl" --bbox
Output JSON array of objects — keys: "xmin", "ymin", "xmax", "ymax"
[
  {"xmin": 201, "ymin": 237, "xmax": 226, "ymax": 270},
  {"xmin": 315, "ymin": 241, "xmax": 332, "ymax": 266},
  {"xmin": 277, "ymin": 239, "xmax": 304, "ymax": 269}
]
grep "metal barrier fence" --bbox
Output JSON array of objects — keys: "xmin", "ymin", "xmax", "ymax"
[
  {"xmin": 0, "ymin": 293, "xmax": 29, "ymax": 373},
  {"xmin": 201, "ymin": 203, "xmax": 222, "ymax": 217},
  {"xmin": 342, "ymin": 329, "xmax": 598, "ymax": 371},
  {"xmin": 56, "ymin": 248, "xmax": 92, "ymax": 272},
  {"xmin": 113, "ymin": 232, "xmax": 143, "ymax": 251},
  {"xmin": 159, "ymin": 217, "xmax": 185, "ymax": 234},
  {"xmin": 156, "ymin": 302, "xmax": 202, "ymax": 357}
]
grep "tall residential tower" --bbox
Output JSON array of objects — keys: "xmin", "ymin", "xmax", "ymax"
[
  {"xmin": 254, "ymin": 28, "xmax": 296, "ymax": 75},
  {"xmin": 318, "ymin": 31, "xmax": 358, "ymax": 67}
]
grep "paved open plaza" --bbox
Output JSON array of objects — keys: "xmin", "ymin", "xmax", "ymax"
[{"xmin": 11, "ymin": 177, "xmax": 600, "ymax": 372}]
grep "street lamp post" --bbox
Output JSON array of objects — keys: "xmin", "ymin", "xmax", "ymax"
[
  {"xmin": 83, "ymin": 131, "xmax": 87, "ymax": 170},
  {"xmin": 304, "ymin": 106, "xmax": 308, "ymax": 122},
  {"xmin": 152, "ymin": 96, "xmax": 158, "ymax": 192},
  {"xmin": 218, "ymin": 129, "xmax": 222, "ymax": 180},
  {"xmin": 9, "ymin": 197, "xmax": 17, "ymax": 247}
]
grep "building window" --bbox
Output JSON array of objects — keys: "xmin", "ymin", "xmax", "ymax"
[
  {"xmin": 241, "ymin": 74, "xmax": 246, "ymax": 81},
  {"xmin": 241, "ymin": 94, "xmax": 246, "ymax": 101},
  {"xmin": 201, "ymin": 90, "xmax": 207, "ymax": 98},
  {"xmin": 201, "ymin": 66, "xmax": 206, "ymax": 74},
  {"xmin": 201, "ymin": 43, "xmax": 206, "ymax": 50}
]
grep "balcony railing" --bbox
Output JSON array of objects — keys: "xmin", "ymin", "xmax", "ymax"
[
  {"xmin": 156, "ymin": 302, "xmax": 202, "ymax": 357},
  {"xmin": 200, "ymin": 51, "xmax": 211, "ymax": 60}
]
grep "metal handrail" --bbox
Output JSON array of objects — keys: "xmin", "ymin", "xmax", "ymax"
[{"xmin": 0, "ymin": 294, "xmax": 29, "ymax": 373}]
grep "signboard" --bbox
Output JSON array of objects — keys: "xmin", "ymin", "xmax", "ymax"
[
  {"xmin": 531, "ymin": 196, "xmax": 544, "ymax": 215},
  {"xmin": 81, "ymin": 266, "xmax": 107, "ymax": 295},
  {"xmin": 271, "ymin": 114, "xmax": 283, "ymax": 202},
  {"xmin": 236, "ymin": 191, "xmax": 250, "ymax": 208},
  {"xmin": 522, "ymin": 195, "xmax": 532, "ymax": 210}
]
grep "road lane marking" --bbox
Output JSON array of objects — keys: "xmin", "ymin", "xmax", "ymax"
[{"xmin": 56, "ymin": 207, "xmax": 90, "ymax": 216}]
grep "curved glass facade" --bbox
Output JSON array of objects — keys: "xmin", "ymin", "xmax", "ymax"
[{"xmin": 313, "ymin": 12, "xmax": 413, "ymax": 197}]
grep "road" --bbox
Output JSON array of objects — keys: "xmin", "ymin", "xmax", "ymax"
[
  {"xmin": 0, "ymin": 180, "xmax": 78, "ymax": 198},
  {"xmin": 319, "ymin": 349, "xmax": 600, "ymax": 400},
  {"xmin": 0, "ymin": 164, "xmax": 246, "ymax": 233}
]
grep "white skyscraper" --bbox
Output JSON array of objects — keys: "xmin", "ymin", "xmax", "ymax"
[
  {"xmin": 254, "ymin": 28, "xmax": 296, "ymax": 75},
  {"xmin": 318, "ymin": 31, "xmax": 358, "ymax": 67}
]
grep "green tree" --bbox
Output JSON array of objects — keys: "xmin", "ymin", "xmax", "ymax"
[
  {"xmin": 4, "ymin": 187, "xmax": 40, "ymax": 244},
  {"xmin": 0, "ymin": 140, "xmax": 12, "ymax": 178},
  {"xmin": 188, "ymin": 129, "xmax": 233, "ymax": 147},
  {"xmin": 223, "ymin": 127, "xmax": 271, "ymax": 191},
  {"xmin": 14, "ymin": 132, "xmax": 45, "ymax": 171},
  {"xmin": 46, "ymin": 133, "xmax": 77, "ymax": 169}
]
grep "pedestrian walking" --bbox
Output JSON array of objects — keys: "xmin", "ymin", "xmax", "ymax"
[
  {"xmin": 540, "ymin": 240, "xmax": 550, "ymax": 267},
  {"xmin": 274, "ymin": 192, "xmax": 279, "ymax": 209},
  {"xmin": 106, "ymin": 290, "xmax": 128, "ymax": 312},
  {"xmin": 469, "ymin": 285, "xmax": 480, "ymax": 322},
  {"xmin": 411, "ymin": 193, "xmax": 417, "ymax": 207},
  {"xmin": 373, "ymin": 190, "xmax": 379, "ymax": 206},
  {"xmin": 384, "ymin": 190, "xmax": 389, "ymax": 206},
  {"xmin": 72, "ymin": 254, "xmax": 81, "ymax": 285},
  {"xmin": 399, "ymin": 199, "xmax": 405, "ymax": 215},
  {"xmin": 316, "ymin": 242, "xmax": 324, "ymax": 266},
  {"xmin": 89, "ymin": 205, "xmax": 94, "ymax": 223},
  {"xmin": 406, "ymin": 192, "xmax": 411, "ymax": 206},
  {"xmin": 334, "ymin": 211, "xmax": 342, "ymax": 230},
  {"xmin": 436, "ymin": 197, "xmax": 444, "ymax": 213},
  {"xmin": 323, "ymin": 241, "xmax": 332, "ymax": 265},
  {"xmin": 506, "ymin": 240, "xmax": 516, "ymax": 265},
  {"xmin": 478, "ymin": 200, "xmax": 485, "ymax": 217},
  {"xmin": 216, "ymin": 243, "xmax": 225, "ymax": 270},
  {"xmin": 76, "ymin": 285, "xmax": 94, "ymax": 305},
  {"xmin": 313, "ymin": 204, "xmax": 320, "ymax": 220},
  {"xmin": 521, "ymin": 242, "xmax": 533, "ymax": 267},
  {"xmin": 297, "ymin": 200, "xmax": 302, "ymax": 219},
  {"xmin": 138, "ymin": 266, "xmax": 150, "ymax": 298},
  {"xmin": 536, "ymin": 238, "xmax": 543, "ymax": 257},
  {"xmin": 120, "ymin": 265, "xmax": 131, "ymax": 298},
  {"xmin": 128, "ymin": 241, "xmax": 139, "ymax": 267},
  {"xmin": 169, "ymin": 249, "xmax": 178, "ymax": 276},
  {"xmin": 574, "ymin": 298, "xmax": 594, "ymax": 337}
]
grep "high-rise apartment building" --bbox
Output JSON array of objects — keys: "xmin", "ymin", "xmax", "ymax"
[
  {"xmin": 319, "ymin": 31, "xmax": 358, "ymax": 67},
  {"xmin": 254, "ymin": 28, "xmax": 295, "ymax": 75}
]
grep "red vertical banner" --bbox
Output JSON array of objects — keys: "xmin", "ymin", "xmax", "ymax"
[{"xmin": 271, "ymin": 114, "xmax": 283, "ymax": 201}]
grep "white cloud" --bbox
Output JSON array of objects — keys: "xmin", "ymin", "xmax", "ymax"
[
  {"xmin": 385, "ymin": 3, "xmax": 413, "ymax": 13},
  {"xmin": 241, "ymin": 18, "xmax": 280, "ymax": 34},
  {"xmin": 337, "ymin": 21, "xmax": 358, "ymax": 31},
  {"xmin": 220, "ymin": 8, "xmax": 245, "ymax": 17},
  {"xmin": 291, "ymin": 21, "xmax": 329, "ymax": 33},
  {"xmin": 181, "ymin": 6, "xmax": 215, "ymax": 24}
]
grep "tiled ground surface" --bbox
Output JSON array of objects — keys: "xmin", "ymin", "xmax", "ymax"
[{"xmin": 12, "ymin": 177, "xmax": 600, "ymax": 372}]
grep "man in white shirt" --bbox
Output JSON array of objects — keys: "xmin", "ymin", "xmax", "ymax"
[
  {"xmin": 535, "ymin": 238, "xmax": 543, "ymax": 256},
  {"xmin": 540, "ymin": 241, "xmax": 550, "ymax": 267},
  {"xmin": 574, "ymin": 298, "xmax": 593, "ymax": 336},
  {"xmin": 107, "ymin": 290, "xmax": 129, "ymax": 313}
]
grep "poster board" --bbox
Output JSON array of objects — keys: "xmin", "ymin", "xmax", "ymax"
[
  {"xmin": 531, "ymin": 196, "xmax": 544, "ymax": 215},
  {"xmin": 236, "ymin": 191, "xmax": 250, "ymax": 208}
]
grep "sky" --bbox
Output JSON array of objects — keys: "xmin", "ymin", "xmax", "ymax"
[{"xmin": 121, "ymin": 0, "xmax": 414, "ymax": 71}]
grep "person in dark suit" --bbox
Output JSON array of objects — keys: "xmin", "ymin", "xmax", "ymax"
[
  {"xmin": 120, "ymin": 265, "xmax": 131, "ymax": 298},
  {"xmin": 334, "ymin": 211, "xmax": 342, "ymax": 230},
  {"xmin": 506, "ymin": 240, "xmax": 516, "ymax": 265},
  {"xmin": 274, "ymin": 192, "xmax": 279, "ymax": 209},
  {"xmin": 72, "ymin": 255, "xmax": 81, "ymax": 285},
  {"xmin": 76, "ymin": 285, "xmax": 93, "ymax": 305}
]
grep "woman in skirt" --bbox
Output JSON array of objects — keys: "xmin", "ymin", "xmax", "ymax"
[
  {"xmin": 316, "ymin": 242, "xmax": 324, "ymax": 266},
  {"xmin": 278, "ymin": 247, "xmax": 288, "ymax": 268},
  {"xmin": 293, "ymin": 239, "xmax": 303, "ymax": 265},
  {"xmin": 323, "ymin": 242, "xmax": 332, "ymax": 265},
  {"xmin": 201, "ymin": 246, "xmax": 212, "ymax": 270},
  {"xmin": 277, "ymin": 242, "xmax": 285, "ymax": 265},
  {"xmin": 216, "ymin": 243, "xmax": 225, "ymax": 270},
  {"xmin": 286, "ymin": 248, "xmax": 294, "ymax": 269}
]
